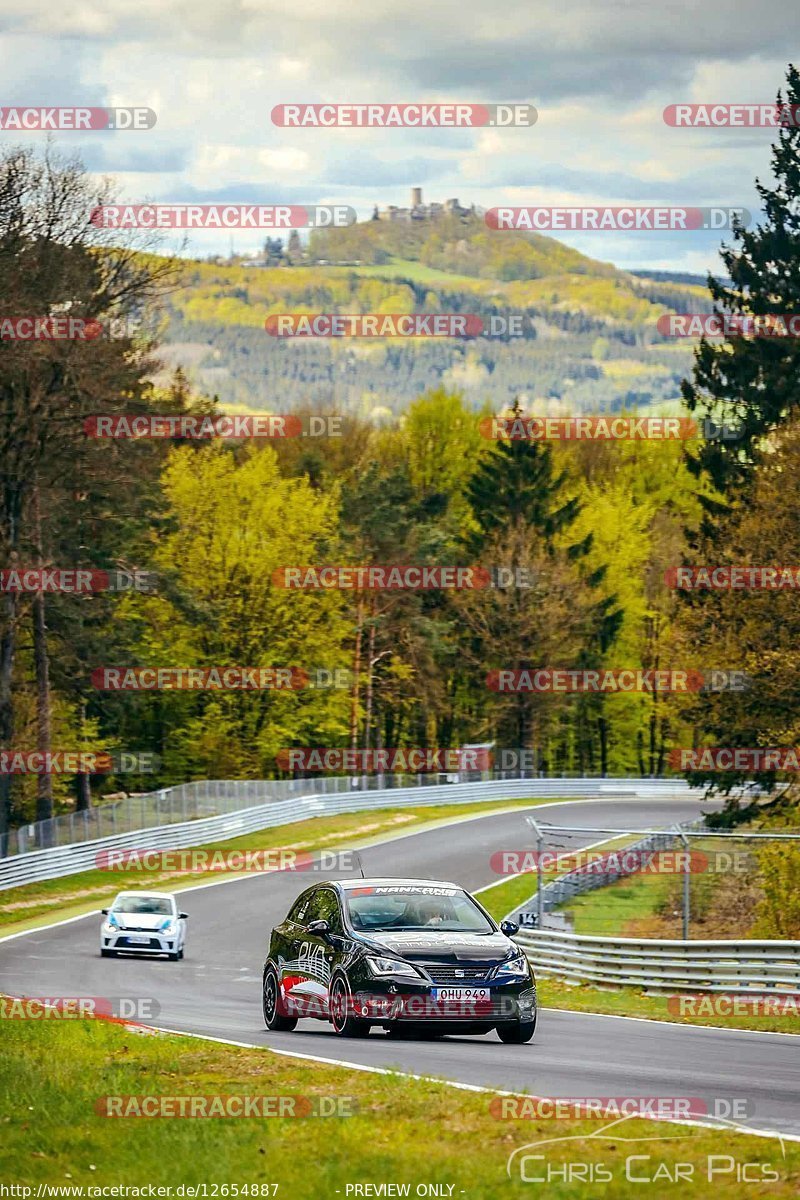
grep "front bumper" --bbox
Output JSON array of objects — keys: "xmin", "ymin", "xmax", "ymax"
[
  {"xmin": 350, "ymin": 980, "xmax": 537, "ymax": 1025},
  {"xmin": 101, "ymin": 931, "xmax": 180, "ymax": 955}
]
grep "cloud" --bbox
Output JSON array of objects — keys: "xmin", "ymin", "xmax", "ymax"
[{"xmin": 0, "ymin": 4, "xmax": 792, "ymax": 271}]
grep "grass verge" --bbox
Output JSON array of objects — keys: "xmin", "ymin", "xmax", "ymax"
[
  {"xmin": 0, "ymin": 1014, "xmax": 796, "ymax": 1195},
  {"xmin": 558, "ymin": 837, "xmax": 750, "ymax": 939}
]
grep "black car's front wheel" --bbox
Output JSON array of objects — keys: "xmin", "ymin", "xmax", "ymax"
[
  {"xmin": 496, "ymin": 1012, "xmax": 537, "ymax": 1044},
  {"xmin": 329, "ymin": 973, "xmax": 369, "ymax": 1037},
  {"xmin": 263, "ymin": 965, "xmax": 298, "ymax": 1032}
]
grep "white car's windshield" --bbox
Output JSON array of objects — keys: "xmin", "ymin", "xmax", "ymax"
[
  {"xmin": 112, "ymin": 896, "xmax": 173, "ymax": 915},
  {"xmin": 344, "ymin": 886, "xmax": 493, "ymax": 933}
]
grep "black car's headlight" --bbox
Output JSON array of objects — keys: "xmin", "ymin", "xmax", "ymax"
[
  {"xmin": 493, "ymin": 952, "xmax": 530, "ymax": 982},
  {"xmin": 364, "ymin": 956, "xmax": 422, "ymax": 979}
]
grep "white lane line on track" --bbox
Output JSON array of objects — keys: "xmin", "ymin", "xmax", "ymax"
[
  {"xmin": 0, "ymin": 910, "xmax": 104, "ymax": 944},
  {"xmin": 151, "ymin": 1023, "xmax": 799, "ymax": 1147},
  {"xmin": 540, "ymin": 1005, "xmax": 800, "ymax": 1038}
]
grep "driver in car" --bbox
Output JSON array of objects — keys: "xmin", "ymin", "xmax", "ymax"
[{"xmin": 416, "ymin": 897, "xmax": 457, "ymax": 927}]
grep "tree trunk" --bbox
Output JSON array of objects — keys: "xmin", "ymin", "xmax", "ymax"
[
  {"xmin": 597, "ymin": 713, "xmax": 608, "ymax": 778},
  {"xmin": 75, "ymin": 701, "xmax": 92, "ymax": 811},
  {"xmin": 0, "ymin": 491, "xmax": 22, "ymax": 845},
  {"xmin": 0, "ymin": 588, "xmax": 17, "ymax": 847},
  {"xmin": 350, "ymin": 597, "xmax": 363, "ymax": 751},
  {"xmin": 31, "ymin": 485, "xmax": 53, "ymax": 826},
  {"xmin": 75, "ymin": 771, "xmax": 92, "ymax": 812},
  {"xmin": 363, "ymin": 620, "xmax": 376, "ymax": 753}
]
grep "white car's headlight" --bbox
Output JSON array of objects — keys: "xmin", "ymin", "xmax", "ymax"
[
  {"xmin": 365, "ymin": 956, "xmax": 421, "ymax": 979},
  {"xmin": 494, "ymin": 952, "xmax": 530, "ymax": 981},
  {"xmin": 160, "ymin": 919, "xmax": 178, "ymax": 936}
]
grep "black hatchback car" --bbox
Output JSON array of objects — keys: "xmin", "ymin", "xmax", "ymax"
[{"xmin": 262, "ymin": 878, "xmax": 537, "ymax": 1042}]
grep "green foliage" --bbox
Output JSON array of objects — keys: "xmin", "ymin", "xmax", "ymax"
[
  {"xmin": 683, "ymin": 64, "xmax": 800, "ymax": 507},
  {"xmin": 752, "ymin": 844, "xmax": 800, "ymax": 938}
]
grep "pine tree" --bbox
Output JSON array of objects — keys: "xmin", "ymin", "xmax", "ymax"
[
  {"xmin": 683, "ymin": 64, "xmax": 800, "ymax": 519},
  {"xmin": 465, "ymin": 400, "xmax": 581, "ymax": 552},
  {"xmin": 459, "ymin": 399, "xmax": 622, "ymax": 772}
]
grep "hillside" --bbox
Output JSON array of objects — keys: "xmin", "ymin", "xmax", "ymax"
[{"xmin": 155, "ymin": 214, "xmax": 711, "ymax": 416}]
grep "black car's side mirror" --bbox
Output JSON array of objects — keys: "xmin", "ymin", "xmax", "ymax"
[
  {"xmin": 179, "ymin": 913, "xmax": 189, "ymax": 920},
  {"xmin": 307, "ymin": 918, "xmax": 330, "ymax": 937},
  {"xmin": 101, "ymin": 908, "xmax": 109, "ymax": 915},
  {"xmin": 500, "ymin": 920, "xmax": 520, "ymax": 936}
]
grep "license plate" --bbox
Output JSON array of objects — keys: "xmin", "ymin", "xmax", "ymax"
[
  {"xmin": 128, "ymin": 936, "xmax": 150, "ymax": 945},
  {"xmin": 431, "ymin": 987, "xmax": 490, "ymax": 1003}
]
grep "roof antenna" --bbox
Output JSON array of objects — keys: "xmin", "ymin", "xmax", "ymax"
[{"xmin": 352, "ymin": 850, "xmax": 366, "ymax": 879}]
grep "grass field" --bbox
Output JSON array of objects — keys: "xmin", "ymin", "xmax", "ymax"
[
  {"xmin": 0, "ymin": 1014, "xmax": 796, "ymax": 1195},
  {"xmin": 324, "ymin": 257, "xmax": 485, "ymax": 287}
]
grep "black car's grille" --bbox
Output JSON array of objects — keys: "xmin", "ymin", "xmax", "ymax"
[{"xmin": 423, "ymin": 966, "xmax": 492, "ymax": 984}]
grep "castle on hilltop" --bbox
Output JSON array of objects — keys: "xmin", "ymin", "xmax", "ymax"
[{"xmin": 373, "ymin": 188, "xmax": 474, "ymax": 223}]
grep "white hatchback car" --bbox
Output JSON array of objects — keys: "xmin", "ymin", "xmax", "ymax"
[{"xmin": 100, "ymin": 891, "xmax": 188, "ymax": 960}]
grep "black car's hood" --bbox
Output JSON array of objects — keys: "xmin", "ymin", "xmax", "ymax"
[{"xmin": 360, "ymin": 929, "xmax": 513, "ymax": 963}]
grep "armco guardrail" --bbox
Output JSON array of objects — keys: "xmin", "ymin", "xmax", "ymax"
[
  {"xmin": 0, "ymin": 776, "xmax": 694, "ymax": 890},
  {"xmin": 3, "ymin": 772, "xmax": 712, "ymax": 857},
  {"xmin": 510, "ymin": 822, "xmax": 703, "ymax": 926},
  {"xmin": 516, "ymin": 928, "xmax": 800, "ymax": 994}
]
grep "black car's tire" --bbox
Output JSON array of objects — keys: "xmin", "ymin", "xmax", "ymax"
[
  {"xmin": 329, "ymin": 974, "xmax": 369, "ymax": 1037},
  {"xmin": 497, "ymin": 1017, "xmax": 536, "ymax": 1044},
  {"xmin": 263, "ymin": 965, "xmax": 298, "ymax": 1031},
  {"xmin": 100, "ymin": 948, "xmax": 116, "ymax": 958}
]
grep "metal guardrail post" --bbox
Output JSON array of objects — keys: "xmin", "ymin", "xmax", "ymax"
[{"xmin": 675, "ymin": 824, "xmax": 690, "ymax": 939}]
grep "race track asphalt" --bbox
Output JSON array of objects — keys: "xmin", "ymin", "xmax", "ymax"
[{"xmin": 2, "ymin": 796, "xmax": 798, "ymax": 1138}]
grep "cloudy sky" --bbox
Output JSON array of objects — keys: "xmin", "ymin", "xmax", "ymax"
[{"xmin": 1, "ymin": 0, "xmax": 796, "ymax": 271}]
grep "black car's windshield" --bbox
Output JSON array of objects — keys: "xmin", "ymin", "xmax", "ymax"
[
  {"xmin": 343, "ymin": 886, "xmax": 494, "ymax": 933},
  {"xmin": 112, "ymin": 896, "xmax": 173, "ymax": 915}
]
